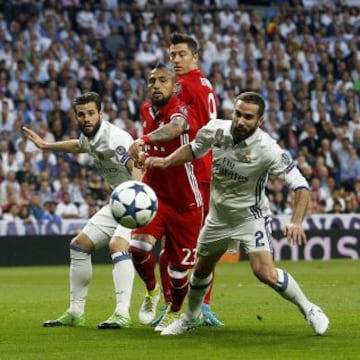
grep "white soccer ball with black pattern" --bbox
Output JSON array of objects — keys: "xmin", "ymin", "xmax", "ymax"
[{"xmin": 110, "ymin": 180, "xmax": 158, "ymax": 229}]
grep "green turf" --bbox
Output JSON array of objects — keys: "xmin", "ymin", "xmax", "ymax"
[{"xmin": 0, "ymin": 259, "xmax": 358, "ymax": 360}]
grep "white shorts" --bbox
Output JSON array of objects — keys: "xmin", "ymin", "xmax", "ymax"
[
  {"xmin": 197, "ymin": 216, "xmax": 273, "ymax": 257},
  {"xmin": 82, "ymin": 204, "xmax": 131, "ymax": 250}
]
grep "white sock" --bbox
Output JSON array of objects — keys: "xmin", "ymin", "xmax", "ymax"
[
  {"xmin": 274, "ymin": 268, "xmax": 313, "ymax": 314},
  {"xmin": 187, "ymin": 273, "xmax": 213, "ymax": 320},
  {"xmin": 112, "ymin": 251, "xmax": 135, "ymax": 318},
  {"xmin": 69, "ymin": 248, "xmax": 92, "ymax": 317}
]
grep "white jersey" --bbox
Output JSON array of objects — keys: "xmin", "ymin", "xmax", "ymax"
[
  {"xmin": 78, "ymin": 120, "xmax": 133, "ymax": 189},
  {"xmin": 191, "ymin": 119, "xmax": 309, "ymax": 225}
]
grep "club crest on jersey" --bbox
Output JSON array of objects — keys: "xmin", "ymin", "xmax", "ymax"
[
  {"xmin": 175, "ymin": 83, "xmax": 182, "ymax": 95},
  {"xmin": 241, "ymin": 151, "xmax": 252, "ymax": 163},
  {"xmin": 116, "ymin": 145, "xmax": 126, "ymax": 156}
]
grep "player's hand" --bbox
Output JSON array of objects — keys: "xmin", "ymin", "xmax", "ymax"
[
  {"xmin": 22, "ymin": 126, "xmax": 45, "ymax": 149},
  {"xmin": 134, "ymin": 151, "xmax": 148, "ymax": 169},
  {"xmin": 144, "ymin": 156, "xmax": 167, "ymax": 169},
  {"xmin": 283, "ymin": 223, "xmax": 307, "ymax": 246},
  {"xmin": 129, "ymin": 139, "xmax": 145, "ymax": 163}
]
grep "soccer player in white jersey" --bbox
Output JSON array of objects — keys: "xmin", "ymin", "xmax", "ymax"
[
  {"xmin": 22, "ymin": 91, "xmax": 141, "ymax": 329},
  {"xmin": 144, "ymin": 91, "xmax": 330, "ymax": 336}
]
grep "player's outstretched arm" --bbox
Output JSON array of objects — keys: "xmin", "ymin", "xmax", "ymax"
[
  {"xmin": 128, "ymin": 139, "xmax": 145, "ymax": 163},
  {"xmin": 283, "ymin": 188, "xmax": 310, "ymax": 246},
  {"xmin": 129, "ymin": 115, "xmax": 188, "ymax": 165},
  {"xmin": 22, "ymin": 126, "xmax": 81, "ymax": 153},
  {"xmin": 145, "ymin": 144, "xmax": 194, "ymax": 169}
]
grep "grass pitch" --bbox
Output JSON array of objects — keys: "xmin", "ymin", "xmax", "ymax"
[{"xmin": 0, "ymin": 259, "xmax": 358, "ymax": 360}]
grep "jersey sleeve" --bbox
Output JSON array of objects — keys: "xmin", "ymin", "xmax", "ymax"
[
  {"xmin": 111, "ymin": 129, "xmax": 134, "ymax": 166},
  {"xmin": 78, "ymin": 134, "xmax": 89, "ymax": 152},
  {"xmin": 170, "ymin": 106, "xmax": 190, "ymax": 131},
  {"xmin": 268, "ymin": 143, "xmax": 309, "ymax": 190},
  {"xmin": 190, "ymin": 119, "xmax": 219, "ymax": 159}
]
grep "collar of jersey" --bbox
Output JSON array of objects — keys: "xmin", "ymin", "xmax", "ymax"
[{"xmin": 153, "ymin": 96, "xmax": 182, "ymax": 121}]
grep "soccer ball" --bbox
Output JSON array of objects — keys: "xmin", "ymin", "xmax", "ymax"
[{"xmin": 110, "ymin": 180, "xmax": 158, "ymax": 229}]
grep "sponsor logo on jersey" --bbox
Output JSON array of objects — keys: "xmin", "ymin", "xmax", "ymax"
[{"xmin": 214, "ymin": 159, "xmax": 248, "ymax": 182}]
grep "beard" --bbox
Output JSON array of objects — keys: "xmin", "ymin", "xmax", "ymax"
[
  {"xmin": 79, "ymin": 117, "xmax": 101, "ymax": 138},
  {"xmin": 231, "ymin": 123, "xmax": 257, "ymax": 144},
  {"xmin": 151, "ymin": 93, "xmax": 172, "ymax": 108}
]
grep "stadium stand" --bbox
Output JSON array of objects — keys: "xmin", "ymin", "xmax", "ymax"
[{"xmin": 0, "ymin": 0, "xmax": 360, "ymax": 220}]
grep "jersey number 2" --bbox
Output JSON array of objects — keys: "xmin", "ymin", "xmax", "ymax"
[{"xmin": 255, "ymin": 231, "xmax": 265, "ymax": 247}]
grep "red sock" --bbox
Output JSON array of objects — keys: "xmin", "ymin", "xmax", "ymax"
[
  {"xmin": 130, "ymin": 245, "xmax": 156, "ymax": 291},
  {"xmin": 159, "ymin": 249, "xmax": 171, "ymax": 304},
  {"xmin": 170, "ymin": 275, "xmax": 189, "ymax": 312}
]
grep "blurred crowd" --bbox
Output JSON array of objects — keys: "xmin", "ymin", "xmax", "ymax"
[{"xmin": 0, "ymin": 0, "xmax": 360, "ymax": 223}]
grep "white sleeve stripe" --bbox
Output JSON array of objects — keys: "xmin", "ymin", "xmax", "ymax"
[
  {"xmin": 180, "ymin": 133, "xmax": 203, "ymax": 208},
  {"xmin": 170, "ymin": 113, "xmax": 187, "ymax": 120}
]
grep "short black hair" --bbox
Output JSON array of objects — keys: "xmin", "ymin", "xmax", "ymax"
[
  {"xmin": 153, "ymin": 62, "xmax": 175, "ymax": 75},
  {"xmin": 170, "ymin": 32, "xmax": 198, "ymax": 54},
  {"xmin": 235, "ymin": 91, "xmax": 265, "ymax": 117},
  {"xmin": 72, "ymin": 92, "xmax": 102, "ymax": 112}
]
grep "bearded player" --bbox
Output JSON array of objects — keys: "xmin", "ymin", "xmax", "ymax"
[{"xmin": 154, "ymin": 32, "xmax": 223, "ymax": 326}]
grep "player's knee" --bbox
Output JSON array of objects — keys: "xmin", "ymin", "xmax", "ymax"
[
  {"xmin": 70, "ymin": 245, "xmax": 91, "ymax": 260},
  {"xmin": 193, "ymin": 258, "xmax": 214, "ymax": 279},
  {"xmin": 109, "ymin": 237, "xmax": 129, "ymax": 253},
  {"xmin": 70, "ymin": 233, "xmax": 94, "ymax": 253},
  {"xmin": 130, "ymin": 239, "xmax": 153, "ymax": 261}
]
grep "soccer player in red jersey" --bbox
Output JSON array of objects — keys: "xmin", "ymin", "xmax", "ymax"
[
  {"xmin": 157, "ymin": 32, "xmax": 223, "ymax": 326},
  {"xmin": 129, "ymin": 63, "xmax": 204, "ymax": 331}
]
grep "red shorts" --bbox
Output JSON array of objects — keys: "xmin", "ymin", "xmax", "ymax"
[{"xmin": 132, "ymin": 199, "xmax": 203, "ymax": 270}]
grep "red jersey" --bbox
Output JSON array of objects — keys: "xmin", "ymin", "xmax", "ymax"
[
  {"xmin": 140, "ymin": 96, "xmax": 203, "ymax": 212},
  {"xmin": 176, "ymin": 69, "xmax": 219, "ymax": 185}
]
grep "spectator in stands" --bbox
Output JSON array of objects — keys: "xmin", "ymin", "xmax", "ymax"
[
  {"xmin": 78, "ymin": 193, "xmax": 97, "ymax": 219},
  {"xmin": 2, "ymin": 202, "xmax": 21, "ymax": 222},
  {"xmin": 55, "ymin": 191, "xmax": 80, "ymax": 219},
  {"xmin": 299, "ymin": 123, "xmax": 321, "ymax": 158},
  {"xmin": 35, "ymin": 150, "xmax": 58, "ymax": 178},
  {"xmin": 42, "ymin": 200, "xmax": 62, "ymax": 222},
  {"xmin": 27, "ymin": 193, "xmax": 46, "ymax": 220},
  {"xmin": 76, "ymin": 2, "xmax": 96, "ymax": 34},
  {"xmin": 38, "ymin": 178, "xmax": 55, "ymax": 204},
  {"xmin": 19, "ymin": 204, "xmax": 36, "ymax": 223},
  {"xmin": 0, "ymin": 170, "xmax": 21, "ymax": 208},
  {"xmin": 339, "ymin": 146, "xmax": 360, "ymax": 191}
]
